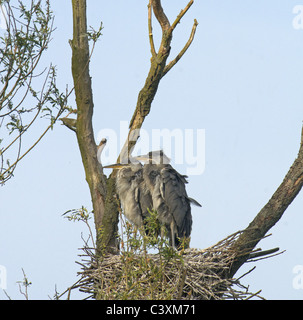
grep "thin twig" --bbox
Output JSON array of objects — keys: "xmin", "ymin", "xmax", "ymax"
[
  {"xmin": 247, "ymin": 247, "xmax": 280, "ymax": 260},
  {"xmin": 236, "ymin": 266, "xmax": 256, "ymax": 282},
  {"xmin": 148, "ymin": 0, "xmax": 157, "ymax": 57},
  {"xmin": 162, "ymin": 19, "xmax": 198, "ymax": 77},
  {"xmin": 170, "ymin": 0, "xmax": 194, "ymax": 31},
  {"xmin": 246, "ymin": 250, "xmax": 286, "ymax": 263}
]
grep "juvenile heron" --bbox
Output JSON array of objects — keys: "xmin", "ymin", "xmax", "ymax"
[
  {"xmin": 136, "ymin": 150, "xmax": 202, "ymax": 249},
  {"xmin": 103, "ymin": 160, "xmax": 153, "ymax": 231}
]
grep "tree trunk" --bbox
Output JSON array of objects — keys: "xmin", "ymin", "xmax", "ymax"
[{"xmin": 71, "ymin": 0, "xmax": 108, "ymax": 253}]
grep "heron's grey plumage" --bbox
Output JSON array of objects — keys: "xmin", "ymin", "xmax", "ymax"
[
  {"xmin": 104, "ymin": 151, "xmax": 201, "ymax": 249},
  {"xmin": 136, "ymin": 150, "xmax": 201, "ymax": 249},
  {"xmin": 104, "ymin": 161, "xmax": 153, "ymax": 231}
]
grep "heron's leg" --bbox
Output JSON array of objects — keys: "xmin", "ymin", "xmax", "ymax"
[{"xmin": 170, "ymin": 221, "xmax": 177, "ymax": 249}]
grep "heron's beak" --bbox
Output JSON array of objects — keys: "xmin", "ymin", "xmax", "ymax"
[{"xmin": 103, "ymin": 163, "xmax": 129, "ymax": 169}]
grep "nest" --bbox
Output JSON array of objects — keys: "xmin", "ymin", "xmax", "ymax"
[{"xmin": 76, "ymin": 231, "xmax": 265, "ymax": 300}]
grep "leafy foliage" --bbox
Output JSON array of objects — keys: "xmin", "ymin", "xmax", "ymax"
[
  {"xmin": 0, "ymin": 0, "xmax": 69, "ymax": 184},
  {"xmin": 63, "ymin": 206, "xmax": 95, "ymax": 249}
]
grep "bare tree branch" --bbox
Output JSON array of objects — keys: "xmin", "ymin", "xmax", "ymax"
[
  {"xmin": 123, "ymin": 0, "xmax": 198, "ymax": 161},
  {"xmin": 170, "ymin": 0, "xmax": 194, "ymax": 31},
  {"xmin": 228, "ymin": 125, "xmax": 303, "ymax": 276},
  {"xmin": 148, "ymin": 0, "xmax": 156, "ymax": 58},
  {"xmin": 60, "ymin": 117, "xmax": 77, "ymax": 132},
  {"xmin": 151, "ymin": 0, "xmax": 170, "ymax": 31},
  {"xmin": 163, "ymin": 19, "xmax": 198, "ymax": 78}
]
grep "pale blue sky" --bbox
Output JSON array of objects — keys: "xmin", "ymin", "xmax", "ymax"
[{"xmin": 1, "ymin": 0, "xmax": 303, "ymax": 299}]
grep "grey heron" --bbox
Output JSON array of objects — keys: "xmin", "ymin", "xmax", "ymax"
[
  {"xmin": 103, "ymin": 160, "xmax": 153, "ymax": 232},
  {"xmin": 136, "ymin": 150, "xmax": 202, "ymax": 249}
]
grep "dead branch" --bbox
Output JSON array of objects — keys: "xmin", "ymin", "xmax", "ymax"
[
  {"xmin": 60, "ymin": 117, "xmax": 77, "ymax": 132},
  {"xmin": 151, "ymin": 0, "xmax": 170, "ymax": 31},
  {"xmin": 122, "ymin": 0, "xmax": 198, "ymax": 161},
  {"xmin": 229, "ymin": 125, "xmax": 303, "ymax": 277},
  {"xmin": 148, "ymin": 1, "xmax": 156, "ymax": 58},
  {"xmin": 170, "ymin": 0, "xmax": 194, "ymax": 31},
  {"xmin": 247, "ymin": 247, "xmax": 280, "ymax": 260},
  {"xmin": 163, "ymin": 19, "xmax": 198, "ymax": 77},
  {"xmin": 97, "ymin": 138, "xmax": 107, "ymax": 165}
]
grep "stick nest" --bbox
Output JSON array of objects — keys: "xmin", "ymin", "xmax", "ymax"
[{"xmin": 77, "ymin": 231, "xmax": 264, "ymax": 300}]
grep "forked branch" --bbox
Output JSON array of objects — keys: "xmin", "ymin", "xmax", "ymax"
[
  {"xmin": 122, "ymin": 0, "xmax": 198, "ymax": 160},
  {"xmin": 163, "ymin": 19, "xmax": 198, "ymax": 78}
]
